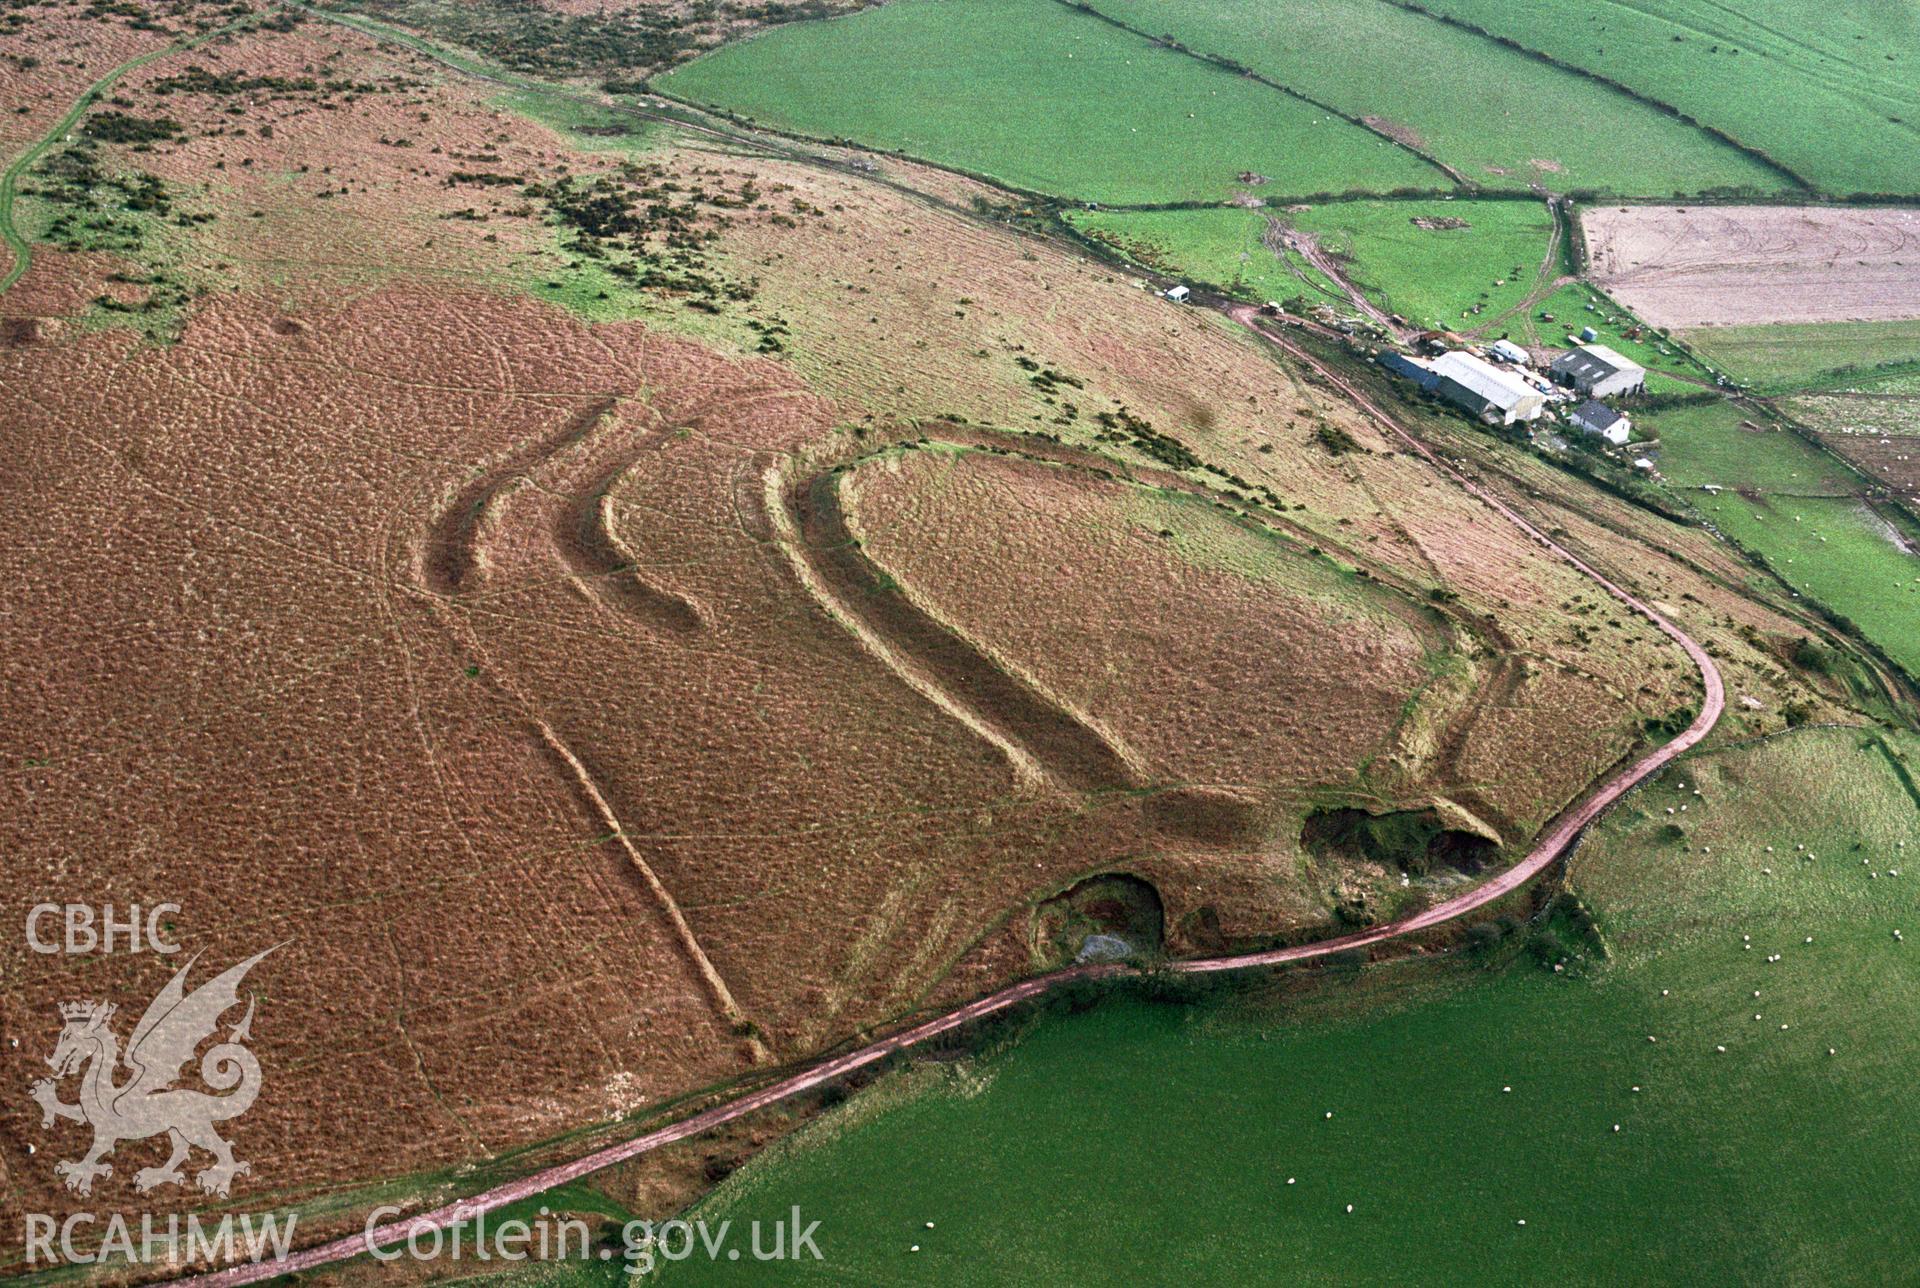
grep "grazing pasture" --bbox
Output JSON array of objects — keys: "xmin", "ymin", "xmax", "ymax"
[
  {"xmin": 1069, "ymin": 199, "xmax": 1555, "ymax": 332},
  {"xmin": 659, "ymin": 729, "xmax": 1920, "ymax": 1285},
  {"xmin": 1787, "ymin": 393, "xmax": 1920, "ymax": 501},
  {"xmin": 1810, "ymin": 434, "xmax": 1920, "ymax": 509},
  {"xmin": 1639, "ymin": 401, "xmax": 1920, "ymax": 673},
  {"xmin": 1644, "ymin": 400, "xmax": 1855, "ymax": 495},
  {"xmin": 1844, "ymin": 370, "xmax": 1920, "ymax": 397},
  {"xmin": 1682, "ymin": 321, "xmax": 1920, "ymax": 392},
  {"xmin": 1787, "ymin": 392, "xmax": 1920, "ymax": 442},
  {"xmin": 655, "ymin": 0, "xmax": 1440, "ymax": 203},
  {"xmin": 1693, "ymin": 492, "xmax": 1920, "ymax": 676},
  {"xmin": 1066, "ymin": 205, "xmax": 1339, "ymax": 306},
  {"xmin": 1284, "ymin": 198, "xmax": 1555, "ymax": 331},
  {"xmin": 1409, "ymin": 0, "xmax": 1920, "ymax": 197},
  {"xmin": 1080, "ymin": 0, "xmax": 1786, "ymax": 197}
]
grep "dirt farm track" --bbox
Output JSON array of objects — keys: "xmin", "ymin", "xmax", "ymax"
[
  {"xmin": 174, "ymin": 310, "xmax": 1726, "ymax": 1288},
  {"xmin": 1583, "ymin": 205, "xmax": 1920, "ymax": 328}
]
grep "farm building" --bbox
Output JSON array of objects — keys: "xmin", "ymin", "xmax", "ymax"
[
  {"xmin": 1378, "ymin": 350, "xmax": 1439, "ymax": 390},
  {"xmin": 1489, "ymin": 339, "xmax": 1530, "ymax": 366},
  {"xmin": 1551, "ymin": 344, "xmax": 1646, "ymax": 398},
  {"xmin": 1431, "ymin": 351, "xmax": 1545, "ymax": 425},
  {"xmin": 1569, "ymin": 399, "xmax": 1631, "ymax": 445}
]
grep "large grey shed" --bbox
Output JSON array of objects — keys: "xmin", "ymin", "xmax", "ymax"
[{"xmin": 1550, "ymin": 344, "xmax": 1646, "ymax": 398}]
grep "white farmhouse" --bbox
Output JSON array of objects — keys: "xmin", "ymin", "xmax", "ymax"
[{"xmin": 1569, "ymin": 399, "xmax": 1631, "ymax": 445}]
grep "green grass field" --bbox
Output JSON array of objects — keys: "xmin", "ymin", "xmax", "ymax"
[
  {"xmin": 1080, "ymin": 0, "xmax": 1786, "ymax": 198},
  {"xmin": 655, "ymin": 0, "xmax": 1442, "ymax": 203},
  {"xmin": 1695, "ymin": 493, "xmax": 1920, "ymax": 675},
  {"xmin": 1287, "ymin": 198, "xmax": 1554, "ymax": 331},
  {"xmin": 1643, "ymin": 401, "xmax": 1856, "ymax": 494},
  {"xmin": 1410, "ymin": 0, "xmax": 1920, "ymax": 197},
  {"xmin": 648, "ymin": 728, "xmax": 1920, "ymax": 1285},
  {"xmin": 1681, "ymin": 321, "xmax": 1920, "ymax": 393},
  {"xmin": 1067, "ymin": 198, "xmax": 1555, "ymax": 331},
  {"xmin": 1782, "ymin": 392, "xmax": 1920, "ymax": 441},
  {"xmin": 1634, "ymin": 400, "xmax": 1920, "ymax": 674},
  {"xmin": 495, "ymin": 86, "xmax": 665, "ymax": 154},
  {"xmin": 1843, "ymin": 369, "xmax": 1920, "ymax": 398},
  {"xmin": 1065, "ymin": 205, "xmax": 1336, "ymax": 305}
]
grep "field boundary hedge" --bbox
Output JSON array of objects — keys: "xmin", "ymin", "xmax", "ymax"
[
  {"xmin": 1057, "ymin": 0, "xmax": 1465, "ymax": 189},
  {"xmin": 1376, "ymin": 0, "xmax": 1817, "ymax": 195}
]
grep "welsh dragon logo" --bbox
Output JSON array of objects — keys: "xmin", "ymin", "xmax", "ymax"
[{"xmin": 30, "ymin": 948, "xmax": 276, "ymax": 1198}]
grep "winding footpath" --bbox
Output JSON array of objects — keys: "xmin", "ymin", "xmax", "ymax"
[
  {"xmin": 173, "ymin": 306, "xmax": 1722, "ymax": 1287},
  {"xmin": 0, "ymin": 21, "xmax": 246, "ymax": 297}
]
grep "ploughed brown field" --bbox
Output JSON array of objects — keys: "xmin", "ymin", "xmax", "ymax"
[
  {"xmin": 1583, "ymin": 204, "xmax": 1920, "ymax": 328},
  {"xmin": 0, "ymin": 1, "xmax": 1872, "ymax": 1262}
]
